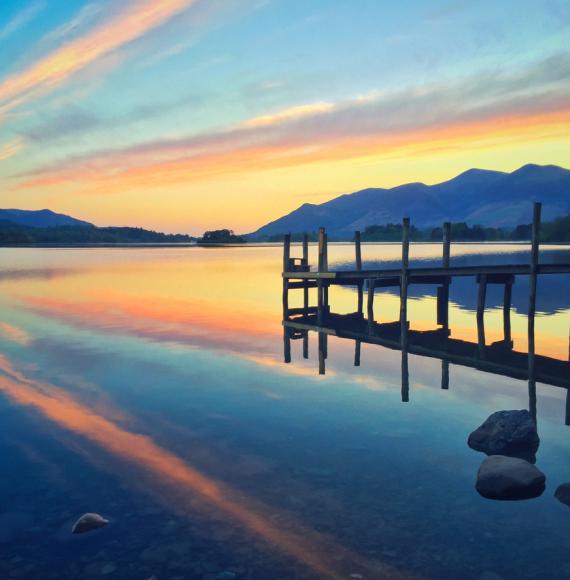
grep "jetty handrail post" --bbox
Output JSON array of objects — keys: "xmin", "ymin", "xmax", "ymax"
[
  {"xmin": 302, "ymin": 233, "xmax": 309, "ymax": 312},
  {"xmin": 317, "ymin": 227, "xmax": 325, "ymax": 325},
  {"xmin": 400, "ymin": 217, "xmax": 410, "ymax": 402},
  {"xmin": 400, "ymin": 217, "xmax": 410, "ymax": 348},
  {"xmin": 440, "ymin": 222, "xmax": 451, "ymax": 331},
  {"xmin": 355, "ymin": 230, "xmax": 363, "ymax": 316},
  {"xmin": 323, "ymin": 231, "xmax": 329, "ymax": 312},
  {"xmin": 282, "ymin": 233, "xmax": 291, "ymax": 318},
  {"xmin": 528, "ymin": 201, "xmax": 541, "ymax": 423}
]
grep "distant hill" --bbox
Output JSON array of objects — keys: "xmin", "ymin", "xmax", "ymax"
[
  {"xmin": 249, "ymin": 164, "xmax": 570, "ymax": 239},
  {"xmin": 0, "ymin": 208, "xmax": 94, "ymax": 228}
]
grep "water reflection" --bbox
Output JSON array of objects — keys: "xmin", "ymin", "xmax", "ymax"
[{"xmin": 0, "ymin": 245, "xmax": 570, "ymax": 579}]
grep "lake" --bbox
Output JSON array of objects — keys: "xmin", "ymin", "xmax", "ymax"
[{"xmin": 0, "ymin": 243, "xmax": 569, "ymax": 580}]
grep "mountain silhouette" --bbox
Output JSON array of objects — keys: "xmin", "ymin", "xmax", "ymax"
[{"xmin": 249, "ymin": 164, "xmax": 570, "ymax": 238}]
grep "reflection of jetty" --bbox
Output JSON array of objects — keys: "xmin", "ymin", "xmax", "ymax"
[{"xmin": 281, "ymin": 203, "xmax": 570, "ymax": 421}]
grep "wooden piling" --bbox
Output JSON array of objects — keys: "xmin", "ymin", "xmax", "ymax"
[
  {"xmin": 476, "ymin": 274, "xmax": 487, "ymax": 357},
  {"xmin": 437, "ymin": 222, "xmax": 451, "ymax": 329},
  {"xmin": 367, "ymin": 279, "xmax": 375, "ymax": 334},
  {"xmin": 441, "ymin": 360, "xmax": 449, "ymax": 390},
  {"xmin": 528, "ymin": 202, "xmax": 541, "ymax": 423},
  {"xmin": 323, "ymin": 232, "xmax": 329, "ymax": 310},
  {"xmin": 354, "ymin": 340, "xmax": 361, "ymax": 366},
  {"xmin": 355, "ymin": 231, "xmax": 363, "ymax": 315},
  {"xmin": 317, "ymin": 227, "xmax": 325, "ymax": 325},
  {"xmin": 302, "ymin": 233, "xmax": 309, "ymax": 312},
  {"xmin": 318, "ymin": 331, "xmax": 326, "ymax": 375},
  {"xmin": 400, "ymin": 218, "xmax": 410, "ymax": 349},
  {"xmin": 302, "ymin": 330, "xmax": 309, "ymax": 359},
  {"xmin": 282, "ymin": 233, "xmax": 291, "ymax": 317},
  {"xmin": 503, "ymin": 279, "xmax": 513, "ymax": 344},
  {"xmin": 283, "ymin": 327, "xmax": 291, "ymax": 363}
]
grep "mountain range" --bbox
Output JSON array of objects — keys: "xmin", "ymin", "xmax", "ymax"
[{"xmin": 249, "ymin": 164, "xmax": 570, "ymax": 238}]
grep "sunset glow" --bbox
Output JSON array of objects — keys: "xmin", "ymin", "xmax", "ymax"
[{"xmin": 1, "ymin": 0, "xmax": 569, "ymax": 233}]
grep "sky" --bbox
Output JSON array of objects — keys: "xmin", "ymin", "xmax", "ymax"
[{"xmin": 0, "ymin": 0, "xmax": 569, "ymax": 234}]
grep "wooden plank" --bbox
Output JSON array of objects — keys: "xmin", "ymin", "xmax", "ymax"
[{"xmin": 284, "ymin": 262, "xmax": 570, "ymax": 280}]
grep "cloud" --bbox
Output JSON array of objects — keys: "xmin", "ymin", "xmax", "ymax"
[
  {"xmin": 14, "ymin": 52, "xmax": 570, "ymax": 192},
  {"xmin": 0, "ymin": 137, "xmax": 24, "ymax": 161},
  {"xmin": 0, "ymin": 0, "xmax": 199, "ymax": 116},
  {"xmin": 0, "ymin": 1, "xmax": 46, "ymax": 40}
]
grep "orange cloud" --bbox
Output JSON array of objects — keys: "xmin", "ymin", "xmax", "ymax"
[
  {"xmin": 0, "ymin": 354, "xmax": 414, "ymax": 580},
  {"xmin": 0, "ymin": 0, "xmax": 197, "ymax": 115},
  {"xmin": 18, "ymin": 106, "xmax": 570, "ymax": 194}
]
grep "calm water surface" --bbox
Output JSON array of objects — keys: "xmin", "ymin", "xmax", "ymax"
[{"xmin": 0, "ymin": 243, "xmax": 569, "ymax": 580}]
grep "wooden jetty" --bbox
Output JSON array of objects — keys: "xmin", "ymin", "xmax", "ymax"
[{"xmin": 281, "ymin": 203, "xmax": 570, "ymax": 420}]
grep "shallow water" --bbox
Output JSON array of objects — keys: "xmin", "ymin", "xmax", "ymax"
[{"xmin": 0, "ymin": 243, "xmax": 568, "ymax": 580}]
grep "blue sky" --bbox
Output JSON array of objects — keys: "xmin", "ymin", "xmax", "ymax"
[{"xmin": 0, "ymin": 0, "xmax": 568, "ymax": 232}]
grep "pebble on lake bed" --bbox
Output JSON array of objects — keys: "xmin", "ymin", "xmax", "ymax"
[
  {"xmin": 71, "ymin": 513, "xmax": 109, "ymax": 534},
  {"xmin": 555, "ymin": 483, "xmax": 570, "ymax": 507}
]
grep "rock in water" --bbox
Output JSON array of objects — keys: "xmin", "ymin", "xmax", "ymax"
[
  {"xmin": 468, "ymin": 410, "xmax": 539, "ymax": 461},
  {"xmin": 555, "ymin": 483, "xmax": 570, "ymax": 507},
  {"xmin": 71, "ymin": 513, "xmax": 109, "ymax": 534},
  {"xmin": 476, "ymin": 455, "xmax": 545, "ymax": 500}
]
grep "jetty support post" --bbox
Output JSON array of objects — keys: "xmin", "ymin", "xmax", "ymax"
[
  {"xmin": 302, "ymin": 233, "xmax": 309, "ymax": 312},
  {"xmin": 283, "ymin": 327, "xmax": 291, "ymax": 363},
  {"xmin": 528, "ymin": 201, "xmax": 541, "ymax": 423},
  {"xmin": 318, "ymin": 331, "xmax": 326, "ymax": 375},
  {"xmin": 441, "ymin": 360, "xmax": 449, "ymax": 390},
  {"xmin": 317, "ymin": 227, "xmax": 328, "ymax": 325},
  {"xmin": 400, "ymin": 218, "xmax": 410, "ymax": 349},
  {"xmin": 400, "ymin": 217, "xmax": 410, "ymax": 402},
  {"xmin": 503, "ymin": 277, "xmax": 514, "ymax": 345},
  {"xmin": 355, "ymin": 231, "xmax": 363, "ymax": 316},
  {"xmin": 437, "ymin": 222, "xmax": 451, "ymax": 330},
  {"xmin": 354, "ymin": 340, "xmax": 361, "ymax": 367},
  {"xmin": 302, "ymin": 330, "xmax": 309, "ymax": 359},
  {"xmin": 476, "ymin": 274, "xmax": 487, "ymax": 357},
  {"xmin": 282, "ymin": 233, "xmax": 291, "ymax": 318},
  {"xmin": 367, "ymin": 279, "xmax": 375, "ymax": 335}
]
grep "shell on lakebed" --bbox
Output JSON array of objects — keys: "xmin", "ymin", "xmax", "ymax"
[{"xmin": 71, "ymin": 513, "xmax": 109, "ymax": 534}]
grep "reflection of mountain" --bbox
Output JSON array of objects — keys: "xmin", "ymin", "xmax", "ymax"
[
  {"xmin": 332, "ymin": 250, "xmax": 570, "ymax": 315},
  {"xmin": 251, "ymin": 164, "xmax": 570, "ymax": 238}
]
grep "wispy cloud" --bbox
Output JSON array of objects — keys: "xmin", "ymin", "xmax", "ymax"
[
  {"xmin": 0, "ymin": 137, "xmax": 24, "ymax": 161},
  {"xmin": 0, "ymin": 1, "xmax": 46, "ymax": 40},
  {"xmin": 0, "ymin": 0, "xmax": 198, "ymax": 116},
  {"xmin": 14, "ymin": 53, "xmax": 570, "ymax": 192}
]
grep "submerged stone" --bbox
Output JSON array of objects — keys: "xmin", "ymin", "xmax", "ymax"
[
  {"xmin": 476, "ymin": 455, "xmax": 545, "ymax": 500},
  {"xmin": 468, "ymin": 410, "xmax": 539, "ymax": 461},
  {"xmin": 71, "ymin": 513, "xmax": 109, "ymax": 535},
  {"xmin": 555, "ymin": 483, "xmax": 570, "ymax": 507}
]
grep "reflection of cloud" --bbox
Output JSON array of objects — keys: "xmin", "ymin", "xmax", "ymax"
[
  {"xmin": 15, "ymin": 53, "xmax": 570, "ymax": 192},
  {"xmin": 20, "ymin": 292, "xmax": 279, "ymax": 357},
  {"xmin": 0, "ymin": 354, "xmax": 412, "ymax": 580},
  {"xmin": 0, "ymin": 321, "xmax": 31, "ymax": 345}
]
